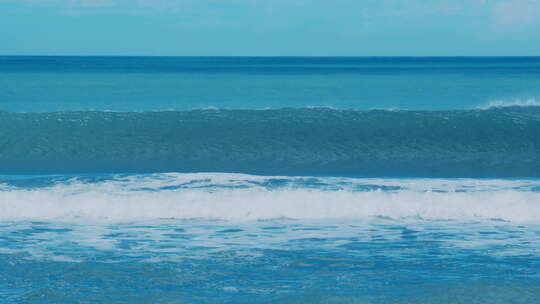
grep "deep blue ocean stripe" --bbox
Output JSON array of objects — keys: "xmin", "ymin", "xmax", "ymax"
[{"xmin": 2, "ymin": 56, "xmax": 540, "ymax": 74}]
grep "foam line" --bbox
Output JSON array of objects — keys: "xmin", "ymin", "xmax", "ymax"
[{"xmin": 1, "ymin": 176, "xmax": 539, "ymax": 222}]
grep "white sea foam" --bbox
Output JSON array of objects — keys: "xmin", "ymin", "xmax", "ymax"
[
  {"xmin": 477, "ymin": 98, "xmax": 540, "ymax": 109},
  {"xmin": 0, "ymin": 173, "xmax": 539, "ymax": 222}
]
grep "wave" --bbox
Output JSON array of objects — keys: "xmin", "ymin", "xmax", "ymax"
[
  {"xmin": 477, "ymin": 98, "xmax": 540, "ymax": 109},
  {"xmin": 0, "ymin": 107, "xmax": 539, "ymax": 177},
  {"xmin": 0, "ymin": 174, "xmax": 539, "ymax": 222}
]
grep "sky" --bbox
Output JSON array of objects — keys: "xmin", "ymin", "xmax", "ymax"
[{"xmin": 1, "ymin": 0, "xmax": 539, "ymax": 56}]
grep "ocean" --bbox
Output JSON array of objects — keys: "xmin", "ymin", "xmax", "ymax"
[{"xmin": 1, "ymin": 56, "xmax": 539, "ymax": 303}]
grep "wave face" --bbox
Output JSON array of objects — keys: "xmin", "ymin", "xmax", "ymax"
[
  {"xmin": 1, "ymin": 173, "xmax": 539, "ymax": 222},
  {"xmin": 0, "ymin": 107, "xmax": 540, "ymax": 177},
  {"xmin": 1, "ymin": 107, "xmax": 539, "ymax": 177}
]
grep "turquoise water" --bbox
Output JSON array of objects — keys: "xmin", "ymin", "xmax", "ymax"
[
  {"xmin": 1, "ymin": 57, "xmax": 539, "ymax": 303},
  {"xmin": 1, "ymin": 56, "xmax": 540, "ymax": 112}
]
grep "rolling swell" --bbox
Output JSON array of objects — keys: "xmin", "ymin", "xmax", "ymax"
[{"xmin": 1, "ymin": 107, "xmax": 539, "ymax": 177}]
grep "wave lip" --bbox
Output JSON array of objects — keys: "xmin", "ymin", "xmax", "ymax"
[{"xmin": 477, "ymin": 98, "xmax": 540, "ymax": 109}]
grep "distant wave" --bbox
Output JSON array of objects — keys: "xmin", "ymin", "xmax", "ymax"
[
  {"xmin": 0, "ymin": 107, "xmax": 539, "ymax": 177},
  {"xmin": 477, "ymin": 98, "xmax": 540, "ymax": 110},
  {"xmin": 0, "ymin": 174, "xmax": 539, "ymax": 222}
]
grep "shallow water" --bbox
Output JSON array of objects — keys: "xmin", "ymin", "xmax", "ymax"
[
  {"xmin": 1, "ymin": 174, "xmax": 539, "ymax": 303},
  {"xmin": 2, "ymin": 219, "xmax": 539, "ymax": 303}
]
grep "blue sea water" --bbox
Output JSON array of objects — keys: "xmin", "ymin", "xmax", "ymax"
[
  {"xmin": 1, "ymin": 56, "xmax": 540, "ymax": 112},
  {"xmin": 1, "ymin": 57, "xmax": 540, "ymax": 303}
]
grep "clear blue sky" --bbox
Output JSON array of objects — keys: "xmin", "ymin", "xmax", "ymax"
[{"xmin": 1, "ymin": 0, "xmax": 539, "ymax": 56}]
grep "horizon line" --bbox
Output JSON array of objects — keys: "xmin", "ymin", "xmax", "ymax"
[{"xmin": 1, "ymin": 54, "xmax": 540, "ymax": 58}]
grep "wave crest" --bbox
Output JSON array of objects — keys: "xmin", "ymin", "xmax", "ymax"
[{"xmin": 478, "ymin": 98, "xmax": 540, "ymax": 109}]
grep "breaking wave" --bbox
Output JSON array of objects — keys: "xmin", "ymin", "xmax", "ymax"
[
  {"xmin": 478, "ymin": 98, "xmax": 540, "ymax": 109},
  {"xmin": 0, "ymin": 173, "xmax": 539, "ymax": 222}
]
